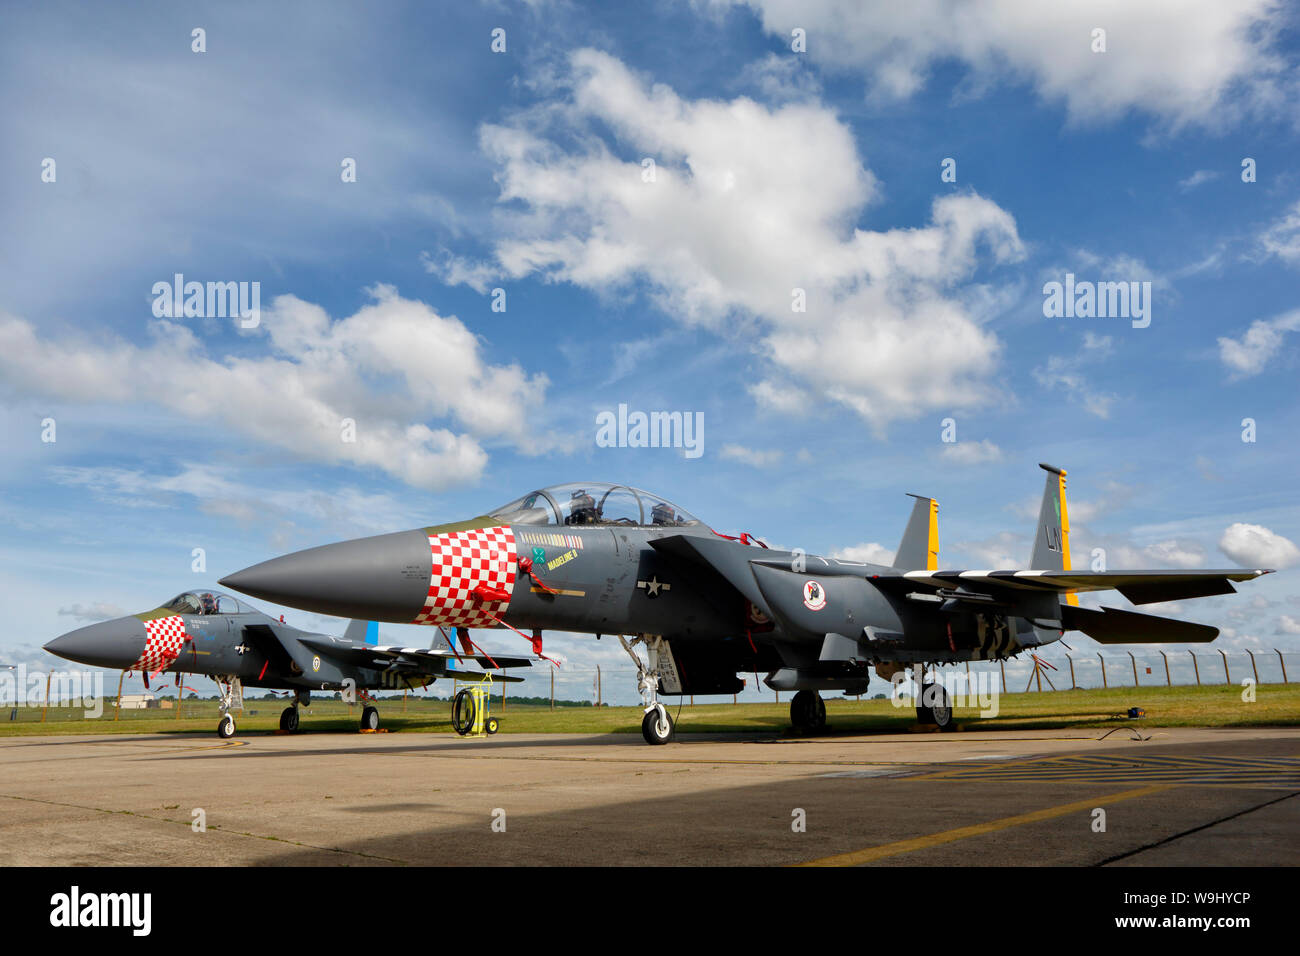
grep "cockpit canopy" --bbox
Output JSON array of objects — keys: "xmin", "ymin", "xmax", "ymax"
[
  {"xmin": 490, "ymin": 482, "xmax": 702, "ymax": 528},
  {"xmin": 162, "ymin": 590, "xmax": 256, "ymax": 616}
]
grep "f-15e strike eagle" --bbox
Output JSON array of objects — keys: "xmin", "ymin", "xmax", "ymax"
[
  {"xmin": 45, "ymin": 591, "xmax": 530, "ymax": 737},
  {"xmin": 218, "ymin": 465, "xmax": 1271, "ymax": 744}
]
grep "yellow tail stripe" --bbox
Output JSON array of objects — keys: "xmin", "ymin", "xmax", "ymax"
[
  {"xmin": 927, "ymin": 498, "xmax": 939, "ymax": 571},
  {"xmin": 1059, "ymin": 470, "xmax": 1078, "ymax": 606}
]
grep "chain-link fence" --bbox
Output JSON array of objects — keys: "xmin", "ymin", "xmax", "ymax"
[
  {"xmin": 452, "ymin": 648, "xmax": 1298, "ymax": 708},
  {"xmin": 6, "ymin": 648, "xmax": 1296, "ymax": 718}
]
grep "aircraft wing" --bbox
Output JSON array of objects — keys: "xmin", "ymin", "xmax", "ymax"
[
  {"xmin": 878, "ymin": 568, "xmax": 1272, "ymax": 605},
  {"xmin": 298, "ymin": 637, "xmax": 532, "ymax": 680}
]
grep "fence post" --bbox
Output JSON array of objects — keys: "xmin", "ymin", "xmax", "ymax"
[
  {"xmin": 1067, "ymin": 654, "xmax": 1075, "ymax": 690},
  {"xmin": 41, "ymin": 673, "xmax": 51, "ymax": 722},
  {"xmin": 1219, "ymin": 649, "xmax": 1230, "ymax": 685},
  {"xmin": 1278, "ymin": 649, "xmax": 1289, "ymax": 684},
  {"xmin": 115, "ymin": 671, "xmax": 123, "ymax": 721},
  {"xmin": 1099, "ymin": 653, "xmax": 1107, "ymax": 689},
  {"xmin": 1160, "ymin": 651, "xmax": 1170, "ymax": 687},
  {"xmin": 1247, "ymin": 650, "xmax": 1259, "ymax": 686},
  {"xmin": 550, "ymin": 668, "xmax": 554, "ymax": 710},
  {"xmin": 1129, "ymin": 651, "xmax": 1138, "ymax": 687},
  {"xmin": 1190, "ymin": 650, "xmax": 1200, "ymax": 686}
]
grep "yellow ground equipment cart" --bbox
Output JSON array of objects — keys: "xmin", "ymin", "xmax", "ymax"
[{"xmin": 451, "ymin": 674, "xmax": 500, "ymax": 737}]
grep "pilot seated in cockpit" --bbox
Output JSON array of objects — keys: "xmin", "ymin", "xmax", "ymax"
[
  {"xmin": 650, "ymin": 502, "xmax": 679, "ymax": 526},
  {"xmin": 568, "ymin": 489, "xmax": 599, "ymax": 525},
  {"xmin": 200, "ymin": 592, "xmax": 218, "ymax": 615}
]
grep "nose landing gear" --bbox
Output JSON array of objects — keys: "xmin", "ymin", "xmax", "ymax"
[
  {"xmin": 619, "ymin": 635, "xmax": 675, "ymax": 745},
  {"xmin": 214, "ymin": 676, "xmax": 242, "ymax": 738}
]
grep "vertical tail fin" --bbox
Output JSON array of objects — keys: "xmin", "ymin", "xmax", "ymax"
[
  {"xmin": 1030, "ymin": 463, "xmax": 1076, "ymax": 606},
  {"xmin": 342, "ymin": 620, "xmax": 380, "ymax": 644},
  {"xmin": 430, "ymin": 627, "xmax": 453, "ymax": 652},
  {"xmin": 893, "ymin": 494, "xmax": 939, "ymax": 570}
]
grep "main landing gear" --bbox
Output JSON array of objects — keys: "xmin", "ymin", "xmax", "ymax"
[
  {"xmin": 278, "ymin": 689, "xmax": 310, "ymax": 732},
  {"xmin": 789, "ymin": 690, "xmax": 827, "ymax": 735},
  {"xmin": 917, "ymin": 680, "xmax": 955, "ymax": 732},
  {"xmin": 360, "ymin": 705, "xmax": 380, "ymax": 731},
  {"xmin": 620, "ymin": 635, "xmax": 675, "ymax": 745}
]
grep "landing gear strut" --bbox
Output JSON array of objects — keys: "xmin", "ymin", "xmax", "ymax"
[
  {"xmin": 279, "ymin": 689, "xmax": 308, "ymax": 732},
  {"xmin": 214, "ymin": 676, "xmax": 241, "ymax": 738},
  {"xmin": 620, "ymin": 635, "xmax": 675, "ymax": 745},
  {"xmin": 790, "ymin": 690, "xmax": 827, "ymax": 735}
]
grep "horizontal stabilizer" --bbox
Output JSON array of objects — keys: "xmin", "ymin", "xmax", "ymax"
[{"xmin": 1061, "ymin": 604, "xmax": 1218, "ymax": 644}]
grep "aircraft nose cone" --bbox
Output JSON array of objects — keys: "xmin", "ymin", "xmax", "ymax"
[
  {"xmin": 44, "ymin": 617, "xmax": 146, "ymax": 669},
  {"xmin": 220, "ymin": 528, "xmax": 434, "ymax": 622}
]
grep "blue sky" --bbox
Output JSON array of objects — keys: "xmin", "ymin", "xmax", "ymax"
[{"xmin": 3, "ymin": 0, "xmax": 1299, "ymax": 704}]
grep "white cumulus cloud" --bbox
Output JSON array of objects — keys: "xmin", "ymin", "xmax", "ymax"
[
  {"xmin": 1219, "ymin": 523, "xmax": 1299, "ymax": 570},
  {"xmin": 0, "ymin": 286, "xmax": 556, "ymax": 489},
  {"xmin": 940, "ymin": 439, "xmax": 1002, "ymax": 464},
  {"xmin": 832, "ymin": 542, "xmax": 895, "ymax": 566},
  {"xmin": 446, "ymin": 49, "xmax": 1023, "ymax": 430},
  {"xmin": 720, "ymin": 444, "xmax": 784, "ymax": 468},
  {"xmin": 716, "ymin": 0, "xmax": 1292, "ymax": 128},
  {"xmin": 1217, "ymin": 309, "xmax": 1300, "ymax": 378}
]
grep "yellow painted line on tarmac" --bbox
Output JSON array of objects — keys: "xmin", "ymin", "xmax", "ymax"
[{"xmin": 796, "ymin": 784, "xmax": 1170, "ymax": 867}]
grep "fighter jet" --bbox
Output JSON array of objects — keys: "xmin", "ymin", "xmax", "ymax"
[
  {"xmin": 44, "ymin": 589, "xmax": 531, "ymax": 738},
  {"xmin": 219, "ymin": 467, "xmax": 1272, "ymax": 744}
]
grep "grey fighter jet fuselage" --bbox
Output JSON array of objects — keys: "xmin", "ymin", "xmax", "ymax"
[
  {"xmin": 44, "ymin": 590, "xmax": 530, "ymax": 737},
  {"xmin": 219, "ymin": 469, "xmax": 1272, "ymax": 744}
]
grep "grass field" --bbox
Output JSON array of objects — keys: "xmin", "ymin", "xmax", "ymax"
[{"xmin": 2, "ymin": 683, "xmax": 1298, "ymax": 737}]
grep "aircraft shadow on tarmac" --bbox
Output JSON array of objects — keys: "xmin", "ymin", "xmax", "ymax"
[{"xmin": 234, "ymin": 738, "xmax": 1297, "ymax": 867}]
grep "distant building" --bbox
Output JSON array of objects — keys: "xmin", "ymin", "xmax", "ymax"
[{"xmin": 118, "ymin": 694, "xmax": 158, "ymax": 710}]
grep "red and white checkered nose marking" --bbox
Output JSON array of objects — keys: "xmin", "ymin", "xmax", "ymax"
[
  {"xmin": 131, "ymin": 615, "xmax": 189, "ymax": 673},
  {"xmin": 411, "ymin": 526, "xmax": 517, "ymax": 627}
]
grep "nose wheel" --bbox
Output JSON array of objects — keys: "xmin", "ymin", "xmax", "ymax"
[
  {"xmin": 790, "ymin": 690, "xmax": 827, "ymax": 735},
  {"xmin": 217, "ymin": 713, "xmax": 236, "ymax": 738},
  {"xmin": 641, "ymin": 705, "xmax": 675, "ymax": 745}
]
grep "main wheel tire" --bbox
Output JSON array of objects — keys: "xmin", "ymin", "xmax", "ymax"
[
  {"xmin": 217, "ymin": 714, "xmax": 236, "ymax": 739},
  {"xmin": 451, "ymin": 689, "xmax": 476, "ymax": 736},
  {"xmin": 360, "ymin": 705, "xmax": 379, "ymax": 731},
  {"xmin": 280, "ymin": 706, "xmax": 299, "ymax": 732},
  {"xmin": 641, "ymin": 706, "xmax": 674, "ymax": 745},
  {"xmin": 485, "ymin": 717, "xmax": 499, "ymax": 735},
  {"xmin": 917, "ymin": 683, "xmax": 955, "ymax": 731},
  {"xmin": 790, "ymin": 690, "xmax": 825, "ymax": 734},
  {"xmin": 811, "ymin": 693, "xmax": 827, "ymax": 732},
  {"xmin": 930, "ymin": 683, "xmax": 955, "ymax": 732}
]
